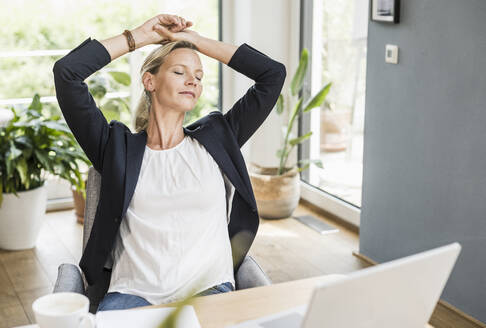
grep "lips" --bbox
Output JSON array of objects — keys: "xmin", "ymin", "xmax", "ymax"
[{"xmin": 179, "ymin": 91, "xmax": 195, "ymax": 98}]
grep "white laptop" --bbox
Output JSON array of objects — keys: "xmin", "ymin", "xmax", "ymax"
[{"xmin": 229, "ymin": 242, "xmax": 461, "ymax": 328}]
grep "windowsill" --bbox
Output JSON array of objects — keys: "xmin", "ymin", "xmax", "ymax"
[
  {"xmin": 47, "ymin": 197, "xmax": 74, "ymax": 212},
  {"xmin": 299, "ymin": 180, "xmax": 361, "ymax": 228}
]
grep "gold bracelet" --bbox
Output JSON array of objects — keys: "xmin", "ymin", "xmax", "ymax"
[{"xmin": 122, "ymin": 29, "xmax": 136, "ymax": 52}]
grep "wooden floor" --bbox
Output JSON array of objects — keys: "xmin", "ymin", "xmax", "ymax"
[{"xmin": 0, "ymin": 200, "xmax": 482, "ymax": 327}]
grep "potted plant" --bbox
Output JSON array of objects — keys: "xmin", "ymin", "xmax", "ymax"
[
  {"xmin": 71, "ymin": 174, "xmax": 89, "ymax": 224},
  {"xmin": 0, "ymin": 94, "xmax": 89, "ymax": 250},
  {"xmin": 249, "ymin": 48, "xmax": 332, "ymax": 219}
]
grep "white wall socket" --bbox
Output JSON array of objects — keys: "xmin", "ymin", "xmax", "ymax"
[{"xmin": 385, "ymin": 44, "xmax": 399, "ymax": 64}]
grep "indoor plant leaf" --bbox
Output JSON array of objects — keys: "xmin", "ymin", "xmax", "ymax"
[
  {"xmin": 296, "ymin": 159, "xmax": 323, "ymax": 173},
  {"xmin": 41, "ymin": 121, "xmax": 72, "ymax": 134},
  {"xmin": 0, "ymin": 94, "xmax": 89, "ymax": 208},
  {"xmin": 28, "ymin": 93, "xmax": 43, "ymax": 112},
  {"xmin": 289, "ymin": 131, "xmax": 312, "ymax": 146},
  {"xmin": 303, "ymin": 82, "xmax": 332, "ymax": 113},
  {"xmin": 290, "ymin": 48, "xmax": 309, "ymax": 97},
  {"xmin": 276, "ymin": 94, "xmax": 284, "ymax": 114},
  {"xmin": 16, "ymin": 158, "xmax": 29, "ymax": 189}
]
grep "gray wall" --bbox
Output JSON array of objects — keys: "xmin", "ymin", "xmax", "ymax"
[{"xmin": 360, "ymin": 0, "xmax": 486, "ymax": 322}]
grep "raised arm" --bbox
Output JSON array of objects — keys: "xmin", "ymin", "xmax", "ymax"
[
  {"xmin": 52, "ymin": 14, "xmax": 193, "ymax": 171},
  {"xmin": 223, "ymin": 43, "xmax": 287, "ymax": 148},
  {"xmin": 154, "ymin": 25, "xmax": 287, "ymax": 148},
  {"xmin": 53, "ymin": 38, "xmax": 113, "ymax": 172}
]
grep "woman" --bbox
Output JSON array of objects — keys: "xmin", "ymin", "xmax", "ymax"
[{"xmin": 53, "ymin": 14, "xmax": 286, "ymax": 311}]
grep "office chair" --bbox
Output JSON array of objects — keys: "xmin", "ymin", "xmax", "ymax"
[{"xmin": 53, "ymin": 166, "xmax": 271, "ymax": 313}]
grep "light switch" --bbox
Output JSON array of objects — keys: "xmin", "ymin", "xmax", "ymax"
[{"xmin": 385, "ymin": 44, "xmax": 399, "ymax": 64}]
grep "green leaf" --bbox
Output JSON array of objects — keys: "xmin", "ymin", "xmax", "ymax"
[
  {"xmin": 15, "ymin": 136, "xmax": 33, "ymax": 148},
  {"xmin": 7, "ymin": 142, "xmax": 22, "ymax": 163},
  {"xmin": 28, "ymin": 93, "xmax": 43, "ymax": 112},
  {"xmin": 297, "ymin": 158, "xmax": 324, "ymax": 173},
  {"xmin": 103, "ymin": 98, "xmax": 129, "ymax": 114},
  {"xmin": 287, "ymin": 98, "xmax": 303, "ymax": 135},
  {"xmin": 26, "ymin": 109, "xmax": 42, "ymax": 118},
  {"xmin": 21, "ymin": 148, "xmax": 33, "ymax": 159},
  {"xmin": 41, "ymin": 121, "xmax": 72, "ymax": 134},
  {"xmin": 9, "ymin": 106, "xmax": 18, "ymax": 121},
  {"xmin": 296, "ymin": 163, "xmax": 310, "ymax": 173},
  {"xmin": 276, "ymin": 94, "xmax": 284, "ymax": 115},
  {"xmin": 16, "ymin": 158, "xmax": 29, "ymax": 189},
  {"xmin": 290, "ymin": 48, "xmax": 309, "ymax": 97},
  {"xmin": 314, "ymin": 160, "xmax": 324, "ymax": 169},
  {"xmin": 108, "ymin": 71, "xmax": 131, "ymax": 86},
  {"xmin": 303, "ymin": 82, "xmax": 332, "ymax": 113},
  {"xmin": 289, "ymin": 131, "xmax": 312, "ymax": 146},
  {"xmin": 34, "ymin": 149, "xmax": 51, "ymax": 171},
  {"xmin": 0, "ymin": 93, "xmax": 89, "ymax": 194}
]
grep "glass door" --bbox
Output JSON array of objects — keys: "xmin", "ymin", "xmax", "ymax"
[{"xmin": 300, "ymin": 0, "xmax": 369, "ymax": 208}]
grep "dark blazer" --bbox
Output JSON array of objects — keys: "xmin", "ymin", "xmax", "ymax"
[{"xmin": 53, "ymin": 37, "xmax": 286, "ymax": 286}]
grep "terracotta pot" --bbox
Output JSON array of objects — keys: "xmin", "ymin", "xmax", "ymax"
[
  {"xmin": 249, "ymin": 163, "xmax": 300, "ymax": 219},
  {"xmin": 72, "ymin": 187, "xmax": 86, "ymax": 225}
]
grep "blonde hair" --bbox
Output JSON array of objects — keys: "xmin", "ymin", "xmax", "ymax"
[{"xmin": 134, "ymin": 40, "xmax": 199, "ymax": 133}]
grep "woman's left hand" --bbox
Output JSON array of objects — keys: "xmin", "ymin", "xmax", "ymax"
[
  {"xmin": 133, "ymin": 14, "xmax": 196, "ymax": 46},
  {"xmin": 153, "ymin": 22, "xmax": 200, "ymax": 44}
]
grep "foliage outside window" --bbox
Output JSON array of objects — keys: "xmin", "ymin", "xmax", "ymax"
[{"xmin": 0, "ymin": 0, "xmax": 220, "ymax": 129}]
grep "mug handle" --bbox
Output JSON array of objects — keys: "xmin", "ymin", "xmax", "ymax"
[{"xmin": 79, "ymin": 312, "xmax": 96, "ymax": 328}]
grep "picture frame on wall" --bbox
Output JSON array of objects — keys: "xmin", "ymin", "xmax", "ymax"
[{"xmin": 370, "ymin": 0, "xmax": 400, "ymax": 23}]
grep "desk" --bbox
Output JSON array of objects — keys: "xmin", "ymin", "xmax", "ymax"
[
  {"xmin": 16, "ymin": 274, "xmax": 434, "ymax": 328},
  {"xmin": 146, "ymin": 274, "xmax": 434, "ymax": 328}
]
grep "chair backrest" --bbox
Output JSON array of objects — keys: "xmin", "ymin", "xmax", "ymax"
[
  {"xmin": 83, "ymin": 166, "xmax": 102, "ymax": 251},
  {"xmin": 83, "ymin": 167, "xmax": 111, "ymax": 313}
]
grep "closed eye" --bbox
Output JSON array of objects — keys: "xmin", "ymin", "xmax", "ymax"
[{"xmin": 174, "ymin": 71, "xmax": 202, "ymax": 81}]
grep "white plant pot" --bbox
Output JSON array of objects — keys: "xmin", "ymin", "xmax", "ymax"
[{"xmin": 0, "ymin": 184, "xmax": 47, "ymax": 250}]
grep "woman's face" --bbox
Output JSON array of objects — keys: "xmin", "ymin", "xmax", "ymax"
[{"xmin": 145, "ymin": 48, "xmax": 203, "ymax": 112}]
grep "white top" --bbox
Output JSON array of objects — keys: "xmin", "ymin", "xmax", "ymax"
[{"xmin": 107, "ymin": 134, "xmax": 235, "ymax": 305}]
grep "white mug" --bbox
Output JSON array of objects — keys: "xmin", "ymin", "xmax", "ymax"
[{"xmin": 32, "ymin": 292, "xmax": 96, "ymax": 328}]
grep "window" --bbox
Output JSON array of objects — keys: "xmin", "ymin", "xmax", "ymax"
[
  {"xmin": 0, "ymin": 0, "xmax": 221, "ymax": 204},
  {"xmin": 299, "ymin": 0, "xmax": 368, "ymax": 218}
]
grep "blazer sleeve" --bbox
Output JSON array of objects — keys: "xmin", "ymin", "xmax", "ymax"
[
  {"xmin": 224, "ymin": 43, "xmax": 287, "ymax": 148},
  {"xmin": 52, "ymin": 37, "xmax": 113, "ymax": 172}
]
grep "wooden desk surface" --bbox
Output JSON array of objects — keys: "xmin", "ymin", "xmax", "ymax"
[
  {"xmin": 145, "ymin": 274, "xmax": 434, "ymax": 328},
  {"xmin": 15, "ymin": 275, "xmax": 434, "ymax": 328}
]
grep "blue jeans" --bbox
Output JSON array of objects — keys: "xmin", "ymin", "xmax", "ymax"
[
  {"xmin": 193, "ymin": 281, "xmax": 234, "ymax": 297},
  {"xmin": 97, "ymin": 282, "xmax": 234, "ymax": 312}
]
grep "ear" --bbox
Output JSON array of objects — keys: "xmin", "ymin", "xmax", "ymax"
[{"xmin": 142, "ymin": 71, "xmax": 155, "ymax": 92}]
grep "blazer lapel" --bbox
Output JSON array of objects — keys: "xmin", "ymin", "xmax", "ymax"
[
  {"xmin": 122, "ymin": 130, "xmax": 147, "ymax": 216},
  {"xmin": 121, "ymin": 125, "xmax": 256, "ymax": 218}
]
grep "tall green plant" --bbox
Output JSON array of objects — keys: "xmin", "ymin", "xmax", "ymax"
[
  {"xmin": 275, "ymin": 48, "xmax": 332, "ymax": 175},
  {"xmin": 0, "ymin": 94, "xmax": 90, "ymax": 207}
]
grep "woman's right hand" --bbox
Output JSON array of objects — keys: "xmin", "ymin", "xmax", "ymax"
[{"xmin": 135, "ymin": 14, "xmax": 193, "ymax": 45}]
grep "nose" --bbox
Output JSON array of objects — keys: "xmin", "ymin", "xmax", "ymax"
[{"xmin": 185, "ymin": 75, "xmax": 199, "ymax": 86}]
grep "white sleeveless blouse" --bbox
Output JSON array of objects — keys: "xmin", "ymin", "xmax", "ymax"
[{"xmin": 107, "ymin": 134, "xmax": 235, "ymax": 305}]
